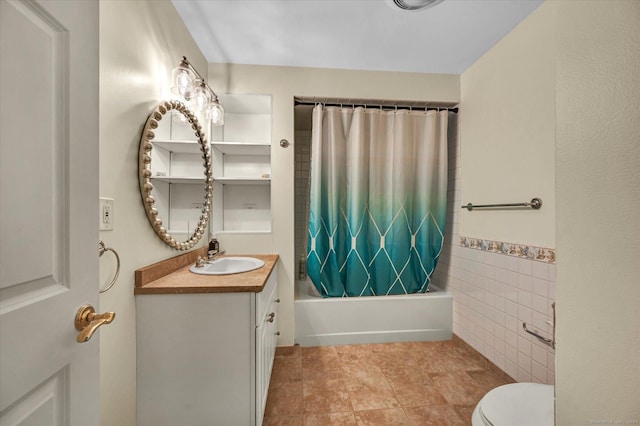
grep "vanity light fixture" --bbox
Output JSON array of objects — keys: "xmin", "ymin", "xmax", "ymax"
[{"xmin": 171, "ymin": 56, "xmax": 224, "ymax": 125}]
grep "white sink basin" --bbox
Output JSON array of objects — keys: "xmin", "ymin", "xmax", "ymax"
[{"xmin": 189, "ymin": 257, "xmax": 265, "ymax": 275}]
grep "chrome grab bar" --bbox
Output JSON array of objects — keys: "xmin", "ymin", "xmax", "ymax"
[{"xmin": 462, "ymin": 198, "xmax": 542, "ymax": 211}]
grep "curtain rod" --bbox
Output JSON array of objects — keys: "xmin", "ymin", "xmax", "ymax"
[{"xmin": 294, "ymin": 100, "xmax": 458, "ymax": 113}]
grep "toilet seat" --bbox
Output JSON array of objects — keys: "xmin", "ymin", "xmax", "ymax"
[{"xmin": 472, "ymin": 383, "xmax": 554, "ymax": 426}]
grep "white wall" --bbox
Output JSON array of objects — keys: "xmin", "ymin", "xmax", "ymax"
[
  {"xmin": 460, "ymin": 3, "xmax": 555, "ymax": 248},
  {"xmin": 208, "ymin": 63, "xmax": 460, "ymax": 345},
  {"xmin": 555, "ymin": 1, "xmax": 640, "ymax": 424},
  {"xmin": 99, "ymin": 1, "xmax": 208, "ymax": 425}
]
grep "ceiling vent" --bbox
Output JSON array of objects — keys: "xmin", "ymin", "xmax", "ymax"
[{"xmin": 392, "ymin": 0, "xmax": 445, "ymax": 11}]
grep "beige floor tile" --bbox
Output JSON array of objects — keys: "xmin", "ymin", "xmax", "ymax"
[
  {"xmin": 302, "ymin": 345, "xmax": 338, "ymax": 358},
  {"xmin": 271, "ymin": 356, "xmax": 303, "ymax": 383},
  {"xmin": 263, "ymin": 415, "xmax": 304, "ymax": 426},
  {"xmin": 340, "ymin": 352, "xmax": 386, "ymax": 381},
  {"xmin": 453, "ymin": 404, "xmax": 476, "ymax": 424},
  {"xmin": 335, "ymin": 344, "xmax": 375, "ymax": 355},
  {"xmin": 467, "ymin": 369, "xmax": 511, "ymax": 394},
  {"xmin": 302, "ymin": 354, "xmax": 344, "ymax": 380},
  {"xmin": 354, "ymin": 408, "xmax": 411, "ymax": 425},
  {"xmin": 265, "ymin": 381, "xmax": 303, "ymax": 416},
  {"xmin": 304, "ymin": 412, "xmax": 357, "ymax": 425},
  {"xmin": 276, "ymin": 346, "xmax": 302, "ymax": 358},
  {"xmin": 429, "ymin": 372, "xmax": 485, "ymax": 405},
  {"xmin": 303, "ymin": 378, "xmax": 352, "ymax": 414},
  {"xmin": 345, "ymin": 375, "xmax": 400, "ymax": 411},
  {"xmin": 386, "ymin": 376, "xmax": 448, "ymax": 408},
  {"xmin": 404, "ymin": 405, "xmax": 466, "ymax": 425},
  {"xmin": 268, "ymin": 340, "xmax": 512, "ymax": 426}
]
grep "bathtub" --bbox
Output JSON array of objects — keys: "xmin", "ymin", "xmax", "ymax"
[{"xmin": 294, "ymin": 280, "xmax": 453, "ymax": 347}]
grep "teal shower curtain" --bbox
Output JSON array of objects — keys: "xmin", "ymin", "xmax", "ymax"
[{"xmin": 307, "ymin": 105, "xmax": 448, "ymax": 297}]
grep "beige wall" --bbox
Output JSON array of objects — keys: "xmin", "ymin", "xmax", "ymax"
[
  {"xmin": 208, "ymin": 63, "xmax": 460, "ymax": 346},
  {"xmin": 461, "ymin": 0, "xmax": 640, "ymax": 422},
  {"xmin": 555, "ymin": 1, "xmax": 640, "ymax": 424},
  {"xmin": 99, "ymin": 1, "xmax": 208, "ymax": 425},
  {"xmin": 460, "ymin": 3, "xmax": 555, "ymax": 248}
]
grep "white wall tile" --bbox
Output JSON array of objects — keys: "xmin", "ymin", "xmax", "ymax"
[
  {"xmin": 532, "ymin": 261, "xmax": 550, "ymax": 280},
  {"xmin": 518, "ymin": 258, "xmax": 533, "ymax": 276},
  {"xmin": 532, "ymin": 277, "xmax": 549, "ymax": 297},
  {"xmin": 518, "ymin": 273, "xmax": 533, "ymax": 292},
  {"xmin": 531, "ymin": 344, "xmax": 548, "ymax": 367}
]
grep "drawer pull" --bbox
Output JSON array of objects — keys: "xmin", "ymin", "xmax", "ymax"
[
  {"xmin": 267, "ymin": 312, "xmax": 276, "ymax": 323},
  {"xmin": 276, "ymin": 331, "xmax": 280, "ymax": 336},
  {"xmin": 275, "ymin": 298, "xmax": 280, "ymax": 303}
]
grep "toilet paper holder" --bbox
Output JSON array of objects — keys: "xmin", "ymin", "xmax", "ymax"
[{"xmin": 522, "ymin": 303, "xmax": 556, "ymax": 349}]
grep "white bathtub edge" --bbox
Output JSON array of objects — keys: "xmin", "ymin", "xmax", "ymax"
[{"xmin": 295, "ymin": 328, "xmax": 452, "ymax": 347}]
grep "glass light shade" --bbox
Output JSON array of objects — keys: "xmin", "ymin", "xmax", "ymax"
[
  {"xmin": 191, "ymin": 82, "xmax": 210, "ymax": 113},
  {"xmin": 171, "ymin": 63, "xmax": 195, "ymax": 100},
  {"xmin": 206, "ymin": 101, "xmax": 224, "ymax": 126}
]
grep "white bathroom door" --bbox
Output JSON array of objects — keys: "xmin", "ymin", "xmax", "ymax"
[{"xmin": 0, "ymin": 0, "xmax": 101, "ymax": 425}]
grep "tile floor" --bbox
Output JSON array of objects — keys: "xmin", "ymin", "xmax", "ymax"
[{"xmin": 264, "ymin": 339, "xmax": 514, "ymax": 425}]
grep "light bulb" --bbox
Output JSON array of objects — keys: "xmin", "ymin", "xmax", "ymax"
[
  {"xmin": 175, "ymin": 70, "xmax": 191, "ymax": 96},
  {"xmin": 191, "ymin": 81, "xmax": 210, "ymax": 113},
  {"xmin": 206, "ymin": 101, "xmax": 224, "ymax": 126},
  {"xmin": 171, "ymin": 60, "xmax": 195, "ymax": 101}
]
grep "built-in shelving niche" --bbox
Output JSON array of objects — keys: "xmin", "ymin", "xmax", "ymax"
[
  {"xmin": 210, "ymin": 94, "xmax": 272, "ymax": 234},
  {"xmin": 149, "ymin": 110, "xmax": 209, "ymax": 239}
]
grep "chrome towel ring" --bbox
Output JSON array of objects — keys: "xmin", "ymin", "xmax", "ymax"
[{"xmin": 98, "ymin": 240, "xmax": 120, "ymax": 293}]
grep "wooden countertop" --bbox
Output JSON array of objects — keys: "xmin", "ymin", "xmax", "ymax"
[{"xmin": 134, "ymin": 249, "xmax": 278, "ymax": 295}]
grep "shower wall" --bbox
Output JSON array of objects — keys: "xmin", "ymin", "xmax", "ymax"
[{"xmin": 294, "ymin": 108, "xmax": 312, "ymax": 274}]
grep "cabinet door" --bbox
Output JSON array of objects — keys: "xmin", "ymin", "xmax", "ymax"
[
  {"xmin": 255, "ymin": 269, "xmax": 278, "ymax": 426},
  {"xmin": 255, "ymin": 320, "xmax": 270, "ymax": 426}
]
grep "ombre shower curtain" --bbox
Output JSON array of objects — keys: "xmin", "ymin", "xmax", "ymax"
[{"xmin": 307, "ymin": 105, "xmax": 448, "ymax": 297}]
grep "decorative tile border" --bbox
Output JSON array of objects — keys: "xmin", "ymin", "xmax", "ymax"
[{"xmin": 459, "ymin": 236, "xmax": 555, "ymax": 264}]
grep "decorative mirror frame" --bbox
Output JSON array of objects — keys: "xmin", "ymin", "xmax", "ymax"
[{"xmin": 139, "ymin": 100, "xmax": 213, "ymax": 250}]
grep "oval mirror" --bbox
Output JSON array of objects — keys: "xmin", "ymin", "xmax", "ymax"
[{"xmin": 138, "ymin": 100, "xmax": 213, "ymax": 250}]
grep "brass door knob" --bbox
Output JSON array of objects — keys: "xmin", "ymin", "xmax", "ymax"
[{"xmin": 74, "ymin": 304, "xmax": 115, "ymax": 343}]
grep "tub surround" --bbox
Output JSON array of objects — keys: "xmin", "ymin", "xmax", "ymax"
[{"xmin": 134, "ymin": 251, "xmax": 278, "ymax": 294}]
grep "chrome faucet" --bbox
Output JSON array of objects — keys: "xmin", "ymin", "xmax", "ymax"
[{"xmin": 208, "ymin": 249, "xmax": 226, "ymax": 261}]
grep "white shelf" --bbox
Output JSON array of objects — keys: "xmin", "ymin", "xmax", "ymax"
[
  {"xmin": 151, "ymin": 176, "xmax": 207, "ymax": 184},
  {"xmin": 212, "ymin": 142, "xmax": 270, "ymax": 156},
  {"xmin": 215, "ymin": 230, "xmax": 272, "ymax": 235},
  {"xmin": 213, "ymin": 177, "xmax": 271, "ymax": 185},
  {"xmin": 152, "ymin": 140, "xmax": 201, "ymax": 154},
  {"xmin": 211, "ymin": 93, "xmax": 272, "ymax": 234}
]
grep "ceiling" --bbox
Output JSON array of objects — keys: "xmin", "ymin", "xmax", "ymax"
[{"xmin": 171, "ymin": 0, "xmax": 543, "ymax": 75}]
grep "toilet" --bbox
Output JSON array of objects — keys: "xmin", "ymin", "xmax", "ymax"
[{"xmin": 472, "ymin": 383, "xmax": 554, "ymax": 426}]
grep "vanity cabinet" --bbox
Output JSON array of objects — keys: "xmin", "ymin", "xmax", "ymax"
[
  {"xmin": 136, "ymin": 267, "xmax": 278, "ymax": 426},
  {"xmin": 210, "ymin": 94, "xmax": 272, "ymax": 234},
  {"xmin": 149, "ymin": 110, "xmax": 208, "ymax": 238}
]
